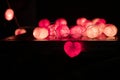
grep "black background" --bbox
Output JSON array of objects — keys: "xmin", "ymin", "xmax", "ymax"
[
  {"xmin": 0, "ymin": 0, "xmax": 120, "ymax": 79},
  {"xmin": 1, "ymin": 41, "xmax": 120, "ymax": 79}
]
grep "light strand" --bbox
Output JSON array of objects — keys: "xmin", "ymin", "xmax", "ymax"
[{"xmin": 6, "ymin": 0, "xmax": 21, "ymax": 27}]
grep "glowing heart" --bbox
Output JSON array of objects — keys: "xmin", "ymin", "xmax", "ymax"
[{"xmin": 64, "ymin": 41, "xmax": 83, "ymax": 58}]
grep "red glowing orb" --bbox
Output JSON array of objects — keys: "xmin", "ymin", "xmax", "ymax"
[
  {"xmin": 55, "ymin": 18, "xmax": 67, "ymax": 26},
  {"xmin": 38, "ymin": 18, "xmax": 50, "ymax": 28},
  {"xmin": 83, "ymin": 20, "xmax": 93, "ymax": 28},
  {"xmin": 76, "ymin": 17, "xmax": 87, "ymax": 26},
  {"xmin": 15, "ymin": 28, "xmax": 27, "ymax": 36},
  {"xmin": 64, "ymin": 41, "xmax": 83, "ymax": 58},
  {"xmin": 95, "ymin": 22, "xmax": 105, "ymax": 35},
  {"xmin": 56, "ymin": 25, "xmax": 70, "ymax": 38},
  {"xmin": 48, "ymin": 24, "xmax": 57, "ymax": 40},
  {"xmin": 92, "ymin": 18, "xmax": 106, "ymax": 24},
  {"xmin": 33, "ymin": 27, "xmax": 49, "ymax": 40},
  {"xmin": 4, "ymin": 8, "xmax": 14, "ymax": 21},
  {"xmin": 70, "ymin": 25, "xmax": 83, "ymax": 39}
]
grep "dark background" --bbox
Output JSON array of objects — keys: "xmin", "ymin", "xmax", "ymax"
[{"xmin": 0, "ymin": 0, "xmax": 120, "ymax": 79}]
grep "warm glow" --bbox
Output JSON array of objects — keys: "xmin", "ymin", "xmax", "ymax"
[
  {"xmin": 38, "ymin": 18, "xmax": 50, "ymax": 28},
  {"xmin": 64, "ymin": 41, "xmax": 83, "ymax": 58},
  {"xmin": 86, "ymin": 26, "xmax": 99, "ymax": 38},
  {"xmin": 83, "ymin": 20, "xmax": 93, "ymax": 28},
  {"xmin": 106, "ymin": 36, "xmax": 116, "ymax": 40},
  {"xmin": 103, "ymin": 24, "xmax": 118, "ymax": 37},
  {"xmin": 4, "ymin": 8, "xmax": 14, "ymax": 21},
  {"xmin": 76, "ymin": 17, "xmax": 87, "ymax": 26},
  {"xmin": 97, "ymin": 34, "xmax": 107, "ymax": 40},
  {"xmin": 48, "ymin": 24, "xmax": 57, "ymax": 40},
  {"xmin": 33, "ymin": 27, "xmax": 49, "ymax": 40},
  {"xmin": 55, "ymin": 18, "xmax": 67, "ymax": 26},
  {"xmin": 15, "ymin": 28, "xmax": 27, "ymax": 36},
  {"xmin": 95, "ymin": 23, "xmax": 106, "ymax": 35},
  {"xmin": 92, "ymin": 18, "xmax": 106, "ymax": 24},
  {"xmin": 56, "ymin": 25, "xmax": 70, "ymax": 38},
  {"xmin": 70, "ymin": 25, "xmax": 83, "ymax": 39}
]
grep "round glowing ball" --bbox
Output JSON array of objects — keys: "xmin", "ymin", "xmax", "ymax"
[
  {"xmin": 86, "ymin": 26, "xmax": 100, "ymax": 38},
  {"xmin": 103, "ymin": 24, "xmax": 118, "ymax": 37},
  {"xmin": 15, "ymin": 28, "xmax": 27, "ymax": 36},
  {"xmin": 38, "ymin": 18, "xmax": 50, "ymax": 28},
  {"xmin": 92, "ymin": 18, "xmax": 106, "ymax": 24},
  {"xmin": 56, "ymin": 25, "xmax": 70, "ymax": 38},
  {"xmin": 55, "ymin": 18, "xmax": 67, "ymax": 26},
  {"xmin": 48, "ymin": 24, "xmax": 57, "ymax": 36},
  {"xmin": 33, "ymin": 27, "xmax": 49, "ymax": 40},
  {"xmin": 95, "ymin": 22, "xmax": 106, "ymax": 35},
  {"xmin": 5, "ymin": 8, "xmax": 14, "ymax": 21},
  {"xmin": 83, "ymin": 20, "xmax": 93, "ymax": 28},
  {"xmin": 48, "ymin": 24, "xmax": 57, "ymax": 40},
  {"xmin": 76, "ymin": 17, "xmax": 87, "ymax": 26},
  {"xmin": 70, "ymin": 25, "xmax": 83, "ymax": 39},
  {"xmin": 64, "ymin": 41, "xmax": 83, "ymax": 58}
]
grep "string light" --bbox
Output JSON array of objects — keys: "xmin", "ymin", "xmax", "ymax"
[
  {"xmin": 5, "ymin": 0, "xmax": 21, "ymax": 27},
  {"xmin": 33, "ymin": 27, "xmax": 49, "ymax": 40},
  {"xmin": 2, "ymin": 0, "xmax": 118, "ymax": 41},
  {"xmin": 4, "ymin": 8, "xmax": 14, "ymax": 21}
]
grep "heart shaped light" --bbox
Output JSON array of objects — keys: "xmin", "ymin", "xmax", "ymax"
[{"xmin": 64, "ymin": 41, "xmax": 83, "ymax": 58}]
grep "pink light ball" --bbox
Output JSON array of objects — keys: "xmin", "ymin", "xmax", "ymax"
[
  {"xmin": 83, "ymin": 20, "xmax": 93, "ymax": 28},
  {"xmin": 48, "ymin": 24, "xmax": 57, "ymax": 40},
  {"xmin": 38, "ymin": 18, "xmax": 50, "ymax": 28},
  {"xmin": 56, "ymin": 25, "xmax": 70, "ymax": 38},
  {"xmin": 95, "ymin": 22, "xmax": 106, "ymax": 35},
  {"xmin": 76, "ymin": 17, "xmax": 87, "ymax": 26},
  {"xmin": 103, "ymin": 24, "xmax": 118, "ymax": 37},
  {"xmin": 15, "ymin": 28, "xmax": 27, "ymax": 36},
  {"xmin": 4, "ymin": 8, "xmax": 14, "ymax": 21},
  {"xmin": 55, "ymin": 18, "xmax": 67, "ymax": 26},
  {"xmin": 92, "ymin": 18, "xmax": 106, "ymax": 24},
  {"xmin": 33, "ymin": 27, "xmax": 49, "ymax": 40},
  {"xmin": 70, "ymin": 25, "xmax": 84, "ymax": 39}
]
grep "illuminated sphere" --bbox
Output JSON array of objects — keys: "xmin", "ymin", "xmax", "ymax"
[
  {"xmin": 38, "ymin": 18, "xmax": 50, "ymax": 28},
  {"xmin": 56, "ymin": 25, "xmax": 70, "ymax": 38},
  {"xmin": 76, "ymin": 17, "xmax": 87, "ymax": 26},
  {"xmin": 95, "ymin": 23, "xmax": 105, "ymax": 35},
  {"xmin": 83, "ymin": 20, "xmax": 93, "ymax": 28},
  {"xmin": 86, "ymin": 26, "xmax": 100, "ymax": 38},
  {"xmin": 70, "ymin": 25, "xmax": 83, "ymax": 39},
  {"xmin": 5, "ymin": 8, "xmax": 14, "ymax": 21},
  {"xmin": 33, "ymin": 27, "xmax": 49, "ymax": 40},
  {"xmin": 92, "ymin": 18, "xmax": 106, "ymax": 24},
  {"xmin": 48, "ymin": 24, "xmax": 57, "ymax": 40},
  {"xmin": 15, "ymin": 28, "xmax": 26, "ymax": 36},
  {"xmin": 48, "ymin": 24, "xmax": 57, "ymax": 36},
  {"xmin": 55, "ymin": 18, "xmax": 67, "ymax": 26},
  {"xmin": 103, "ymin": 24, "xmax": 118, "ymax": 37}
]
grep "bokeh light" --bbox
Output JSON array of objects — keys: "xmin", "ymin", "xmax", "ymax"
[
  {"xmin": 103, "ymin": 24, "xmax": 118, "ymax": 37},
  {"xmin": 64, "ymin": 41, "xmax": 83, "ymax": 58},
  {"xmin": 15, "ymin": 28, "xmax": 27, "ymax": 36},
  {"xmin": 4, "ymin": 8, "xmax": 14, "ymax": 21},
  {"xmin": 33, "ymin": 27, "xmax": 49, "ymax": 40}
]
